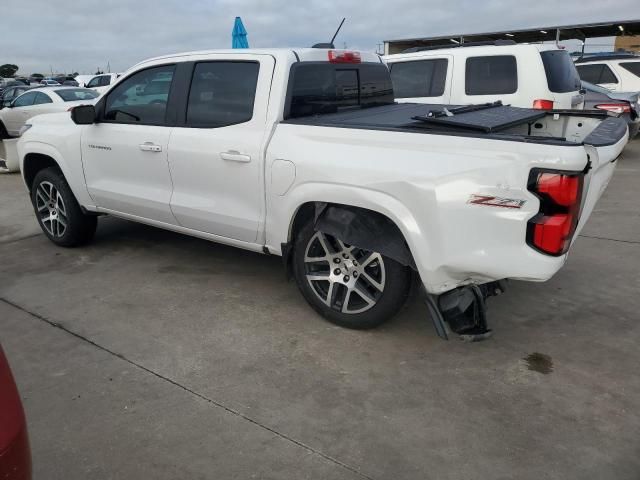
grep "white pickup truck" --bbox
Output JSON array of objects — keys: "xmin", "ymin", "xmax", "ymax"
[{"xmin": 17, "ymin": 48, "xmax": 628, "ymax": 340}]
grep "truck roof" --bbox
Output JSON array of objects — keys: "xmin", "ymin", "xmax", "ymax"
[{"xmin": 132, "ymin": 48, "xmax": 382, "ymax": 70}]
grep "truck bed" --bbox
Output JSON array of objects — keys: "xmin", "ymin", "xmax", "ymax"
[{"xmin": 284, "ymin": 103, "xmax": 627, "ymax": 147}]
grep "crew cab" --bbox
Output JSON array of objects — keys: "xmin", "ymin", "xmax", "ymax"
[
  {"xmin": 17, "ymin": 48, "xmax": 628, "ymax": 339},
  {"xmin": 384, "ymin": 42, "xmax": 585, "ymax": 110}
]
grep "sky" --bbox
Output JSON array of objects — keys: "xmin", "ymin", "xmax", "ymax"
[{"xmin": 1, "ymin": 0, "xmax": 637, "ymax": 75}]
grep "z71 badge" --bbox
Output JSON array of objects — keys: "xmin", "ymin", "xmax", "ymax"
[{"xmin": 467, "ymin": 194, "xmax": 527, "ymax": 209}]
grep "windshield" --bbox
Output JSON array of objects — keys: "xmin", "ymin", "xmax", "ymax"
[
  {"xmin": 540, "ymin": 50, "xmax": 581, "ymax": 93},
  {"xmin": 53, "ymin": 88, "xmax": 99, "ymax": 102}
]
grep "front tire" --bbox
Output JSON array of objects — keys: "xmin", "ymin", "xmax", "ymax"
[
  {"xmin": 31, "ymin": 167, "xmax": 97, "ymax": 247},
  {"xmin": 292, "ymin": 220, "xmax": 410, "ymax": 329}
]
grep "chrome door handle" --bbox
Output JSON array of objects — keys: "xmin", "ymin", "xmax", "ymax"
[
  {"xmin": 220, "ymin": 150, "xmax": 251, "ymax": 163},
  {"xmin": 139, "ymin": 142, "xmax": 162, "ymax": 152}
]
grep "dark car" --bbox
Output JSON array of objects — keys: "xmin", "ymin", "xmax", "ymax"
[
  {"xmin": 582, "ymin": 80, "xmax": 639, "ymax": 138},
  {"xmin": 0, "ymin": 85, "xmax": 34, "ymax": 109},
  {"xmin": 0, "ymin": 346, "xmax": 31, "ymax": 480}
]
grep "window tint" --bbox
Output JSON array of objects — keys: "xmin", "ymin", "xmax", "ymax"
[
  {"xmin": 13, "ymin": 91, "xmax": 38, "ymax": 107},
  {"xmin": 465, "ymin": 55, "xmax": 517, "ymax": 95},
  {"xmin": 576, "ymin": 64, "xmax": 619, "ymax": 84},
  {"xmin": 104, "ymin": 65, "xmax": 175, "ymax": 125},
  {"xmin": 390, "ymin": 59, "xmax": 448, "ymax": 98},
  {"xmin": 54, "ymin": 88, "xmax": 99, "ymax": 102},
  {"xmin": 86, "ymin": 76, "xmax": 101, "ymax": 88},
  {"xmin": 620, "ymin": 61, "xmax": 640, "ymax": 78},
  {"xmin": 600, "ymin": 65, "xmax": 618, "ymax": 83},
  {"xmin": 287, "ymin": 63, "xmax": 394, "ymax": 119},
  {"xmin": 540, "ymin": 50, "xmax": 581, "ymax": 93},
  {"xmin": 99, "ymin": 75, "xmax": 111, "ymax": 87},
  {"xmin": 186, "ymin": 62, "xmax": 259, "ymax": 127},
  {"xmin": 33, "ymin": 92, "xmax": 53, "ymax": 105}
]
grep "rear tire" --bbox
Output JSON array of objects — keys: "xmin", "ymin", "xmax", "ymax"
[
  {"xmin": 31, "ymin": 167, "xmax": 97, "ymax": 247},
  {"xmin": 292, "ymin": 220, "xmax": 410, "ymax": 330}
]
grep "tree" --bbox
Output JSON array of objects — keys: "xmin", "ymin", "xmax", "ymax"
[
  {"xmin": 31, "ymin": 73, "xmax": 44, "ymax": 79},
  {"xmin": 0, "ymin": 64, "xmax": 19, "ymax": 78}
]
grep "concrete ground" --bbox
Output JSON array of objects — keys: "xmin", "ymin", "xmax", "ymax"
[{"xmin": 1, "ymin": 141, "xmax": 639, "ymax": 480}]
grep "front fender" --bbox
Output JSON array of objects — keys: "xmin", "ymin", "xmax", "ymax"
[{"xmin": 18, "ymin": 137, "xmax": 93, "ymax": 208}]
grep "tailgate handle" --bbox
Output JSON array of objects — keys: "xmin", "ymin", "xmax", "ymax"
[
  {"xmin": 220, "ymin": 151, "xmax": 251, "ymax": 163},
  {"xmin": 139, "ymin": 142, "xmax": 162, "ymax": 152}
]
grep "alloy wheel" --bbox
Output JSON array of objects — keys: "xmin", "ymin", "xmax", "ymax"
[
  {"xmin": 35, "ymin": 181, "xmax": 67, "ymax": 238},
  {"xmin": 304, "ymin": 231, "xmax": 386, "ymax": 314}
]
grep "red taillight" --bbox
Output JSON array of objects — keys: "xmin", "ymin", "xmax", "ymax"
[
  {"xmin": 328, "ymin": 50, "xmax": 361, "ymax": 64},
  {"xmin": 532, "ymin": 99, "xmax": 554, "ymax": 110},
  {"xmin": 535, "ymin": 173, "xmax": 581, "ymax": 207},
  {"xmin": 594, "ymin": 103, "xmax": 631, "ymax": 114},
  {"xmin": 527, "ymin": 169, "xmax": 584, "ymax": 256}
]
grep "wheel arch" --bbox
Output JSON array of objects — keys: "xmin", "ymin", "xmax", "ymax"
[
  {"xmin": 22, "ymin": 153, "xmax": 61, "ymax": 192},
  {"xmin": 284, "ymin": 200, "xmax": 418, "ymax": 276}
]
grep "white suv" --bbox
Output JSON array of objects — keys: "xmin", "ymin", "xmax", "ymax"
[
  {"xmin": 574, "ymin": 53, "xmax": 640, "ymax": 92},
  {"xmin": 383, "ymin": 43, "xmax": 584, "ymax": 110},
  {"xmin": 85, "ymin": 73, "xmax": 121, "ymax": 94}
]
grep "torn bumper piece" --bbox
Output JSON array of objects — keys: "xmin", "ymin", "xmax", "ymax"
[{"xmin": 424, "ymin": 280, "xmax": 507, "ymax": 342}]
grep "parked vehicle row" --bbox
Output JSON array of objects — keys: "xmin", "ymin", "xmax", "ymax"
[
  {"xmin": 16, "ymin": 48, "xmax": 627, "ymax": 339},
  {"xmin": 383, "ymin": 42, "xmax": 585, "ymax": 109},
  {"xmin": 383, "ymin": 43, "xmax": 639, "ymax": 138},
  {"xmin": 0, "ymin": 87, "xmax": 99, "ymax": 138}
]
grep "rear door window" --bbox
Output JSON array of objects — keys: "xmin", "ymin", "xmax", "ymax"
[
  {"xmin": 620, "ymin": 61, "xmax": 640, "ymax": 78},
  {"xmin": 390, "ymin": 59, "xmax": 448, "ymax": 98},
  {"xmin": 540, "ymin": 50, "xmax": 581, "ymax": 93},
  {"xmin": 185, "ymin": 61, "xmax": 259, "ymax": 127},
  {"xmin": 33, "ymin": 92, "xmax": 53, "ymax": 105},
  {"xmin": 465, "ymin": 55, "xmax": 517, "ymax": 95},
  {"xmin": 600, "ymin": 65, "xmax": 618, "ymax": 84}
]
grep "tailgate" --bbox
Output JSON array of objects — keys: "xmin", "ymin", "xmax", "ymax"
[{"xmin": 574, "ymin": 116, "xmax": 628, "ymax": 236}]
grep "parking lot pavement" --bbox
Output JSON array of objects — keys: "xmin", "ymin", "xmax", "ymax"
[{"xmin": 1, "ymin": 140, "xmax": 639, "ymax": 480}]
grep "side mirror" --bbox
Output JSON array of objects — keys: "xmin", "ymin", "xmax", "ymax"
[{"xmin": 71, "ymin": 104, "xmax": 96, "ymax": 125}]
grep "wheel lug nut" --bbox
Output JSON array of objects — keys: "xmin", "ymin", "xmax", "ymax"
[
  {"xmin": 334, "ymin": 268, "xmax": 341, "ymax": 275},
  {"xmin": 353, "ymin": 261, "xmax": 358, "ymax": 266},
  {"xmin": 353, "ymin": 272, "xmax": 358, "ymax": 278},
  {"xmin": 343, "ymin": 275, "xmax": 350, "ymax": 282},
  {"xmin": 334, "ymin": 258, "xmax": 340, "ymax": 263},
  {"xmin": 342, "ymin": 253, "xmax": 348, "ymax": 258}
]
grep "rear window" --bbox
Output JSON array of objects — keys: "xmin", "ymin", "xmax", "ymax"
[
  {"xmin": 620, "ymin": 61, "xmax": 640, "ymax": 78},
  {"xmin": 54, "ymin": 89, "xmax": 99, "ymax": 102},
  {"xmin": 540, "ymin": 50, "xmax": 581, "ymax": 93},
  {"xmin": 390, "ymin": 59, "xmax": 448, "ymax": 98},
  {"xmin": 285, "ymin": 63, "xmax": 394, "ymax": 119},
  {"xmin": 465, "ymin": 55, "xmax": 517, "ymax": 95}
]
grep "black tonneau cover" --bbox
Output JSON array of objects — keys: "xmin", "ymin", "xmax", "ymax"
[
  {"xmin": 284, "ymin": 103, "xmax": 546, "ymax": 133},
  {"xmin": 283, "ymin": 102, "xmax": 621, "ymax": 145}
]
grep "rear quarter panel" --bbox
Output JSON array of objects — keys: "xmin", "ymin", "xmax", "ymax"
[{"xmin": 266, "ymin": 124, "xmax": 591, "ymax": 292}]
